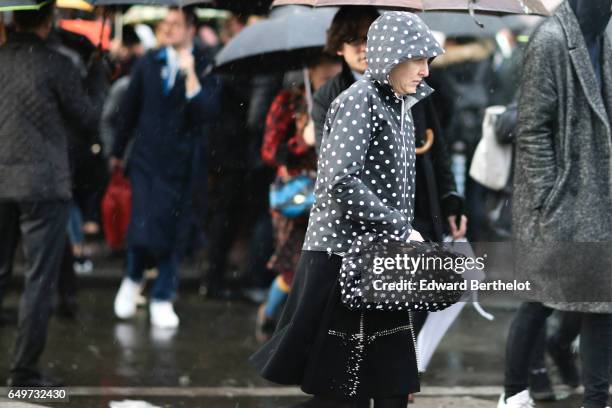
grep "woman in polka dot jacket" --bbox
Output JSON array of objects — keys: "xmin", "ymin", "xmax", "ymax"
[{"xmin": 251, "ymin": 12, "xmax": 444, "ymax": 407}]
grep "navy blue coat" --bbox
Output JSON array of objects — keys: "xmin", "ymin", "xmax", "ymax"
[{"xmin": 113, "ymin": 47, "xmax": 220, "ymax": 255}]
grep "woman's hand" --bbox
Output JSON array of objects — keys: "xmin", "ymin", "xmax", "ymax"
[
  {"xmin": 278, "ymin": 165, "xmax": 291, "ymax": 182},
  {"xmin": 407, "ymin": 229, "xmax": 424, "ymax": 242},
  {"xmin": 302, "ymin": 119, "xmax": 316, "ymax": 146},
  {"xmin": 447, "ymin": 215, "xmax": 468, "ymax": 240}
]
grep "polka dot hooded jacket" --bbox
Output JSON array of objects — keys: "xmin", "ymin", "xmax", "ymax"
[{"xmin": 303, "ymin": 11, "xmax": 444, "ymax": 254}]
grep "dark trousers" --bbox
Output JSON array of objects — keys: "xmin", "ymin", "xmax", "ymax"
[
  {"xmin": 581, "ymin": 313, "xmax": 612, "ymax": 407},
  {"xmin": 530, "ymin": 310, "xmax": 581, "ymax": 372},
  {"xmin": 505, "ymin": 302, "xmax": 612, "ymax": 408},
  {"xmin": 126, "ymin": 247, "xmax": 178, "ymax": 301},
  {"xmin": 205, "ymin": 170, "xmax": 245, "ymax": 291},
  {"xmin": 0, "ymin": 200, "xmax": 69, "ymax": 378},
  {"xmin": 58, "ymin": 239, "xmax": 77, "ymax": 306},
  {"xmin": 205, "ymin": 168, "xmax": 274, "ymax": 290}
]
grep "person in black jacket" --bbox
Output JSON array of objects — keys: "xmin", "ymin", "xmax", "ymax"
[
  {"xmin": 312, "ymin": 6, "xmax": 466, "ymax": 244},
  {"xmin": 0, "ymin": 1, "xmax": 105, "ymax": 386}
]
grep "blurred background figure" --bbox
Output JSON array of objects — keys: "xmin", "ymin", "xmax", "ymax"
[
  {"xmin": 111, "ymin": 7, "xmax": 220, "ymax": 329},
  {"xmin": 255, "ymin": 53, "xmax": 341, "ymax": 341},
  {"xmin": 197, "ymin": 24, "xmax": 220, "ymax": 51},
  {"xmin": 100, "ymin": 24, "xmax": 147, "ymax": 161},
  {"xmin": 202, "ymin": 13, "xmax": 281, "ymax": 303},
  {"xmin": 428, "ymin": 36, "xmax": 495, "ymax": 241},
  {"xmin": 0, "ymin": 1, "xmax": 105, "ymax": 386}
]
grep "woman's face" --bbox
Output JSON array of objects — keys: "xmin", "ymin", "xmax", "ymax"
[
  {"xmin": 388, "ymin": 58, "xmax": 429, "ymax": 95},
  {"xmin": 338, "ymin": 22, "xmax": 371, "ymax": 74}
]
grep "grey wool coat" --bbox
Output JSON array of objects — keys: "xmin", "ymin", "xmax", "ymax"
[
  {"xmin": 513, "ymin": 1, "xmax": 612, "ymax": 313},
  {"xmin": 303, "ymin": 11, "xmax": 444, "ymax": 254}
]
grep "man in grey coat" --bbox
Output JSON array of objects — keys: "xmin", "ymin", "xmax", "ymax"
[
  {"xmin": 500, "ymin": 1, "xmax": 612, "ymax": 407},
  {"xmin": 0, "ymin": 2, "xmax": 104, "ymax": 386}
]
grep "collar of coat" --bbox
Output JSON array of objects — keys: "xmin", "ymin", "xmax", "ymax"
[
  {"xmin": 556, "ymin": 1, "xmax": 612, "ymax": 129},
  {"xmin": 365, "ymin": 72, "xmax": 435, "ymax": 110}
]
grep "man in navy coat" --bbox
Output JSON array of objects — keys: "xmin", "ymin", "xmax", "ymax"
[{"xmin": 111, "ymin": 7, "xmax": 219, "ymax": 329}]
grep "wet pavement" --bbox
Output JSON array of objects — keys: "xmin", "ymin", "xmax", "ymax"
[{"xmin": 0, "ymin": 268, "xmax": 595, "ymax": 408}]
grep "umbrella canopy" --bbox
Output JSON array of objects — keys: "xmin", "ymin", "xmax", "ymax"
[
  {"xmin": 57, "ymin": 0, "xmax": 94, "ymax": 10},
  {"xmin": 0, "ymin": 0, "xmax": 51, "ymax": 11},
  {"xmin": 122, "ymin": 5, "xmax": 229, "ymax": 24},
  {"xmin": 206, "ymin": 0, "xmax": 272, "ymax": 14},
  {"xmin": 86, "ymin": 0, "xmax": 211, "ymax": 7},
  {"xmin": 272, "ymin": 0, "xmax": 550, "ymax": 16},
  {"xmin": 85, "ymin": 0, "xmax": 271, "ymax": 13},
  {"xmin": 214, "ymin": 5, "xmax": 338, "ymax": 74},
  {"xmin": 419, "ymin": 11, "xmax": 506, "ymax": 37},
  {"xmin": 59, "ymin": 18, "xmax": 111, "ymax": 48}
]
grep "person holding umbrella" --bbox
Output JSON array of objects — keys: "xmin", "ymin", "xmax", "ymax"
[
  {"xmin": 0, "ymin": 0, "xmax": 105, "ymax": 386},
  {"xmin": 251, "ymin": 11, "xmax": 444, "ymax": 407},
  {"xmin": 111, "ymin": 6, "xmax": 220, "ymax": 329}
]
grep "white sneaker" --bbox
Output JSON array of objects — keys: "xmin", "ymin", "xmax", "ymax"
[
  {"xmin": 497, "ymin": 390, "xmax": 535, "ymax": 408},
  {"xmin": 149, "ymin": 301, "xmax": 179, "ymax": 329},
  {"xmin": 114, "ymin": 278, "xmax": 141, "ymax": 319}
]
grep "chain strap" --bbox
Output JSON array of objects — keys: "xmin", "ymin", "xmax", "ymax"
[{"xmin": 408, "ymin": 310, "xmax": 421, "ymax": 378}]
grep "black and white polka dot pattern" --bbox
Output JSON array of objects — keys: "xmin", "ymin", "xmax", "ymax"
[
  {"xmin": 339, "ymin": 232, "xmax": 465, "ymax": 312},
  {"xmin": 303, "ymin": 12, "xmax": 444, "ymax": 255}
]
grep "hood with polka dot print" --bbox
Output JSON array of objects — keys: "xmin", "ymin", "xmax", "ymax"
[{"xmin": 303, "ymin": 11, "xmax": 443, "ymax": 255}]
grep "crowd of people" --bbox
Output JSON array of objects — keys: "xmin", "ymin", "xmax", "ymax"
[{"xmin": 0, "ymin": 1, "xmax": 611, "ymax": 407}]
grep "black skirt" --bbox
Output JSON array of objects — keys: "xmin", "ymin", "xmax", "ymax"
[{"xmin": 250, "ymin": 250, "xmax": 420, "ymax": 400}]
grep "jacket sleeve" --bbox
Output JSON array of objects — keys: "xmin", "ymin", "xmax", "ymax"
[
  {"xmin": 312, "ymin": 86, "xmax": 329, "ymax": 155},
  {"xmin": 185, "ymin": 72, "xmax": 222, "ymax": 126},
  {"xmin": 424, "ymin": 98, "xmax": 464, "ymax": 217},
  {"xmin": 112, "ymin": 58, "xmax": 145, "ymax": 159},
  {"xmin": 54, "ymin": 55, "xmax": 106, "ymax": 136},
  {"xmin": 322, "ymin": 92, "xmax": 412, "ymax": 238},
  {"xmin": 516, "ymin": 30, "xmax": 559, "ymax": 210},
  {"xmin": 495, "ymin": 103, "xmax": 518, "ymax": 145},
  {"xmin": 99, "ymin": 78, "xmax": 128, "ymax": 158}
]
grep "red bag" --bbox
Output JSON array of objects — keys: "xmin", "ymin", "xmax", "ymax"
[{"xmin": 101, "ymin": 170, "xmax": 131, "ymax": 250}]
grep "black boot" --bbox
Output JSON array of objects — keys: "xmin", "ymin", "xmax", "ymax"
[
  {"xmin": 547, "ymin": 338, "xmax": 581, "ymax": 388},
  {"xmin": 528, "ymin": 368, "xmax": 556, "ymax": 401}
]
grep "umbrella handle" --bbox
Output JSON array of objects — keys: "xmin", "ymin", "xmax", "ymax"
[
  {"xmin": 99, "ymin": 8, "xmax": 108, "ymax": 52},
  {"xmin": 468, "ymin": 0, "xmax": 484, "ymax": 28},
  {"xmin": 114, "ymin": 11, "xmax": 122, "ymax": 43},
  {"xmin": 303, "ymin": 67, "xmax": 313, "ymax": 115},
  {"xmin": 416, "ymin": 129, "xmax": 434, "ymax": 155},
  {"xmin": 472, "ymin": 291, "xmax": 495, "ymax": 321}
]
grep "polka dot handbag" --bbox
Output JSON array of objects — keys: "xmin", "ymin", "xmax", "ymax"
[{"xmin": 339, "ymin": 232, "xmax": 466, "ymax": 312}]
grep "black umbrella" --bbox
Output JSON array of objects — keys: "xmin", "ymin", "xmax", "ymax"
[
  {"xmin": 214, "ymin": 5, "xmax": 338, "ymax": 74},
  {"xmin": 85, "ymin": 0, "xmax": 211, "ymax": 7},
  {"xmin": 84, "ymin": 0, "xmax": 271, "ymax": 13},
  {"xmin": 0, "ymin": 0, "xmax": 51, "ymax": 11},
  {"xmin": 418, "ymin": 11, "xmax": 506, "ymax": 37},
  {"xmin": 206, "ymin": 0, "xmax": 272, "ymax": 14},
  {"xmin": 272, "ymin": 0, "xmax": 550, "ymax": 16}
]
